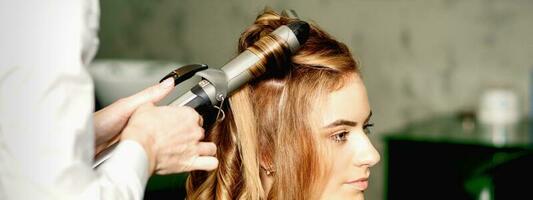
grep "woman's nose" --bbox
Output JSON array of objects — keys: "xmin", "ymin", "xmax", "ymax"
[{"xmin": 352, "ymin": 134, "xmax": 380, "ymax": 167}]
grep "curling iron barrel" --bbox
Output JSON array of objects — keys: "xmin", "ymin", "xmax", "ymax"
[{"xmin": 168, "ymin": 21, "xmax": 310, "ymax": 109}]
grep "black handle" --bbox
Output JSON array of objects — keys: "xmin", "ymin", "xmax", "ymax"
[{"xmin": 159, "ymin": 64, "xmax": 208, "ymax": 86}]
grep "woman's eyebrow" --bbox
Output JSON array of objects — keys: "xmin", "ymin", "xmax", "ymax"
[
  {"xmin": 324, "ymin": 120, "xmax": 357, "ymax": 128},
  {"xmin": 324, "ymin": 111, "xmax": 373, "ymax": 129}
]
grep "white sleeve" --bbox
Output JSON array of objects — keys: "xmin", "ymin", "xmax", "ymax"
[{"xmin": 0, "ymin": 1, "xmax": 150, "ymax": 199}]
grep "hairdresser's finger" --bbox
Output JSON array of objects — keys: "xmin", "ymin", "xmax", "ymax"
[
  {"xmin": 182, "ymin": 106, "xmax": 203, "ymax": 126},
  {"xmin": 121, "ymin": 78, "xmax": 175, "ymax": 110},
  {"xmin": 198, "ymin": 114, "xmax": 204, "ymax": 126},
  {"xmin": 189, "ymin": 156, "xmax": 219, "ymax": 171},
  {"xmin": 197, "ymin": 142, "xmax": 217, "ymax": 156}
]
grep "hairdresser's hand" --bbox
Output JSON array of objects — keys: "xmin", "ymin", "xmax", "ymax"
[
  {"xmin": 93, "ymin": 78, "xmax": 175, "ymax": 156},
  {"xmin": 121, "ymin": 103, "xmax": 219, "ymax": 174}
]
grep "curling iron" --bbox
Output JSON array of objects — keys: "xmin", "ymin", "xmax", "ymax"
[{"xmin": 93, "ymin": 20, "xmax": 310, "ymax": 168}]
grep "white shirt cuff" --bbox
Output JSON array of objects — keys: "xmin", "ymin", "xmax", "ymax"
[{"xmin": 96, "ymin": 140, "xmax": 150, "ymax": 198}]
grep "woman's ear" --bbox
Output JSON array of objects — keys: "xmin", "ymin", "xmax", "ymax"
[
  {"xmin": 260, "ymin": 157, "xmax": 275, "ymax": 176},
  {"xmin": 259, "ymin": 156, "xmax": 275, "ymax": 196}
]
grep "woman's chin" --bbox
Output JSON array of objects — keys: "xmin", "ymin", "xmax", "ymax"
[{"xmin": 321, "ymin": 188, "xmax": 365, "ymax": 200}]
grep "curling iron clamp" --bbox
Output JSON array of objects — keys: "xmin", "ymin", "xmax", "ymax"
[{"xmin": 93, "ymin": 12, "xmax": 310, "ymax": 168}]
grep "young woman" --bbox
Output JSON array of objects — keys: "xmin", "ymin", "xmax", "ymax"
[{"xmin": 187, "ymin": 10, "xmax": 380, "ymax": 200}]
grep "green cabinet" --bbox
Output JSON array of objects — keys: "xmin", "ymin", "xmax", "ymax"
[{"xmin": 384, "ymin": 115, "xmax": 533, "ymax": 200}]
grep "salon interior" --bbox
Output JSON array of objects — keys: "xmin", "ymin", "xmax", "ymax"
[{"xmin": 91, "ymin": 1, "xmax": 533, "ymax": 199}]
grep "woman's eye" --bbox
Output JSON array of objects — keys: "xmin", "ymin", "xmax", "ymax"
[
  {"xmin": 331, "ymin": 131, "xmax": 349, "ymax": 143},
  {"xmin": 363, "ymin": 123, "xmax": 374, "ymax": 135}
]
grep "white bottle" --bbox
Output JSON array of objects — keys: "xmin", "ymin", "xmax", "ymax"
[{"xmin": 477, "ymin": 89, "xmax": 519, "ymax": 146}]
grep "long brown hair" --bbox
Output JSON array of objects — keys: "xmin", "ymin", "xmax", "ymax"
[{"xmin": 186, "ymin": 9, "xmax": 359, "ymax": 200}]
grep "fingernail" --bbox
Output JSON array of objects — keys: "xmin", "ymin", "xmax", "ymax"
[{"xmin": 160, "ymin": 78, "xmax": 175, "ymax": 88}]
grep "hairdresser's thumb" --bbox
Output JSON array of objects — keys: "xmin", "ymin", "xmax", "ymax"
[{"xmin": 122, "ymin": 78, "xmax": 175, "ymax": 111}]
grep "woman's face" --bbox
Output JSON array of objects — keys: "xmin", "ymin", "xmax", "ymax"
[{"xmin": 318, "ymin": 74, "xmax": 380, "ymax": 200}]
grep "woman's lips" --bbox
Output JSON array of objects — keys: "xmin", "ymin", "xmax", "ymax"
[{"xmin": 345, "ymin": 177, "xmax": 369, "ymax": 190}]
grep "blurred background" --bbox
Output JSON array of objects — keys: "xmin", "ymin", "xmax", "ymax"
[{"xmin": 90, "ymin": 0, "xmax": 533, "ymax": 199}]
